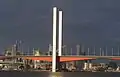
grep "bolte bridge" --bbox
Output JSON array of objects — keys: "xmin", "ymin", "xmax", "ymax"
[{"xmin": 0, "ymin": 55, "xmax": 120, "ymax": 62}]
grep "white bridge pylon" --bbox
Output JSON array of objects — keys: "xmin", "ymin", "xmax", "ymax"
[{"xmin": 52, "ymin": 7, "xmax": 63, "ymax": 72}]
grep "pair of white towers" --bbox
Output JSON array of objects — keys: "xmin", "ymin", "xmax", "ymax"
[{"xmin": 52, "ymin": 7, "xmax": 63, "ymax": 72}]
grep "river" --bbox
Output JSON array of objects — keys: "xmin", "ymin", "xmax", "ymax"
[{"xmin": 0, "ymin": 71, "xmax": 120, "ymax": 77}]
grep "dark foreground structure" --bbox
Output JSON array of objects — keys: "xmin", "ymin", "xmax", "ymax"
[{"xmin": 0, "ymin": 71, "xmax": 120, "ymax": 77}]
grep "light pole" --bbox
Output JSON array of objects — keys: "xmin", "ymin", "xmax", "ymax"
[
  {"xmin": 106, "ymin": 46, "xmax": 107, "ymax": 56},
  {"xmin": 93, "ymin": 46, "xmax": 96, "ymax": 56},
  {"xmin": 112, "ymin": 48, "xmax": 114, "ymax": 56},
  {"xmin": 70, "ymin": 48, "xmax": 72, "ymax": 55},
  {"xmin": 88, "ymin": 48, "xmax": 90, "ymax": 56},
  {"xmin": 63, "ymin": 45, "xmax": 67, "ymax": 55},
  {"xmin": 118, "ymin": 46, "xmax": 119, "ymax": 56},
  {"xmin": 100, "ymin": 48, "xmax": 102, "ymax": 56}
]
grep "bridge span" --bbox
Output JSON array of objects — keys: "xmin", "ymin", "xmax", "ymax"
[{"xmin": 0, "ymin": 55, "xmax": 120, "ymax": 62}]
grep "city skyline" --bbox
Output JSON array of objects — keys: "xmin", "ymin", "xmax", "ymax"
[{"xmin": 0, "ymin": 0, "xmax": 120, "ymax": 54}]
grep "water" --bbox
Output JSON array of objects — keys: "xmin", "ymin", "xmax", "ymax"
[
  {"xmin": 63, "ymin": 72, "xmax": 120, "ymax": 77},
  {"xmin": 0, "ymin": 71, "xmax": 120, "ymax": 77}
]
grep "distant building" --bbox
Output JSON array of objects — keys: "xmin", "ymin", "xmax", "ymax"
[{"xmin": 4, "ymin": 48, "xmax": 12, "ymax": 56}]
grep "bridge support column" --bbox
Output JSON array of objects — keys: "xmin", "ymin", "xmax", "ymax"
[
  {"xmin": 83, "ymin": 62, "xmax": 88, "ymax": 70},
  {"xmin": 58, "ymin": 10, "xmax": 63, "ymax": 56},
  {"xmin": 83, "ymin": 60, "xmax": 89, "ymax": 70},
  {"xmin": 52, "ymin": 7, "xmax": 57, "ymax": 72},
  {"xmin": 34, "ymin": 61, "xmax": 37, "ymax": 69},
  {"xmin": 24, "ymin": 59, "xmax": 29, "ymax": 71},
  {"xmin": 89, "ymin": 63, "xmax": 92, "ymax": 69},
  {"xmin": 88, "ymin": 60, "xmax": 92, "ymax": 69},
  {"xmin": 56, "ymin": 56, "xmax": 60, "ymax": 71},
  {"xmin": 61, "ymin": 62, "xmax": 66, "ymax": 70}
]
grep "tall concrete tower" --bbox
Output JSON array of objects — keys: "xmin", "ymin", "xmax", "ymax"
[
  {"xmin": 52, "ymin": 7, "xmax": 57, "ymax": 72},
  {"xmin": 58, "ymin": 10, "xmax": 63, "ymax": 56},
  {"xmin": 52, "ymin": 6, "xmax": 63, "ymax": 72}
]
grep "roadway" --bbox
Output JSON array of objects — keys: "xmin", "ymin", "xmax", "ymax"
[{"xmin": 0, "ymin": 55, "xmax": 120, "ymax": 62}]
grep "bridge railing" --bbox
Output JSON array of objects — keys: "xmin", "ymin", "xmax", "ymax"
[{"xmin": 62, "ymin": 47, "xmax": 120, "ymax": 57}]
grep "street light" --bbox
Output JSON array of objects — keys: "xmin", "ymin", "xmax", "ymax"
[
  {"xmin": 76, "ymin": 44, "xmax": 80, "ymax": 56},
  {"xmin": 118, "ymin": 46, "xmax": 119, "ymax": 56},
  {"xmin": 70, "ymin": 48, "xmax": 72, "ymax": 55},
  {"xmin": 112, "ymin": 48, "xmax": 114, "ymax": 56},
  {"xmin": 106, "ymin": 46, "xmax": 107, "ymax": 56},
  {"xmin": 87, "ymin": 48, "xmax": 90, "ymax": 56},
  {"xmin": 100, "ymin": 48, "xmax": 102, "ymax": 56},
  {"xmin": 93, "ymin": 46, "xmax": 96, "ymax": 56}
]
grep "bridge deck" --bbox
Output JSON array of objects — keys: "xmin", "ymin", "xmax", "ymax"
[{"xmin": 0, "ymin": 55, "xmax": 120, "ymax": 62}]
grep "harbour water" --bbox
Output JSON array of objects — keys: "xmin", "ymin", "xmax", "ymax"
[{"xmin": 0, "ymin": 71, "xmax": 120, "ymax": 77}]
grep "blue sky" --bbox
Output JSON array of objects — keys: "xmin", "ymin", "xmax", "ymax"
[{"xmin": 0, "ymin": 0, "xmax": 120, "ymax": 55}]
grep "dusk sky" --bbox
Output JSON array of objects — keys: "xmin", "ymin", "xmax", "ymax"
[{"xmin": 0, "ymin": 0, "xmax": 120, "ymax": 54}]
